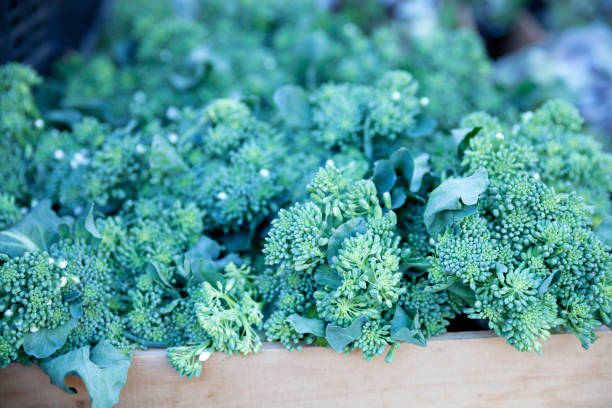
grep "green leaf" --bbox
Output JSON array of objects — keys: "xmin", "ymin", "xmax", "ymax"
[
  {"xmin": 595, "ymin": 216, "xmax": 612, "ymax": 247},
  {"xmin": 70, "ymin": 303, "xmax": 83, "ymax": 319},
  {"xmin": 188, "ymin": 258, "xmax": 225, "ymax": 287},
  {"xmin": 325, "ymin": 316, "xmax": 368, "ymax": 353},
  {"xmin": 389, "ymin": 148, "xmax": 414, "ymax": 186},
  {"xmin": 406, "ymin": 114, "xmax": 436, "ymax": 137},
  {"xmin": 327, "ymin": 218, "xmax": 367, "ymax": 264},
  {"xmin": 410, "ymin": 153, "xmax": 430, "ymax": 193},
  {"xmin": 372, "ymin": 159, "xmax": 397, "ymax": 194},
  {"xmin": 401, "ymin": 257, "xmax": 430, "ymax": 271},
  {"xmin": 45, "ymin": 109, "xmax": 83, "ymax": 127},
  {"xmin": 273, "ymin": 85, "xmax": 312, "ymax": 128},
  {"xmin": 389, "ymin": 306, "xmax": 426, "ymax": 347},
  {"xmin": 71, "ymin": 204, "xmax": 101, "ymax": 244},
  {"xmin": 149, "ymin": 134, "xmax": 188, "ymax": 174},
  {"xmin": 23, "ymin": 318, "xmax": 78, "ymax": 359},
  {"xmin": 390, "ymin": 187, "xmax": 407, "ymax": 209},
  {"xmin": 423, "ymin": 168, "xmax": 489, "ymax": 239},
  {"xmin": 447, "ymin": 281, "xmax": 476, "ymax": 306},
  {"xmin": 167, "ymin": 63, "xmax": 205, "ymax": 92},
  {"xmin": 286, "ymin": 314, "xmax": 325, "ymax": 337},
  {"xmin": 314, "ymin": 265, "xmax": 343, "ymax": 289},
  {"xmin": 0, "ymin": 200, "xmax": 65, "ymax": 257},
  {"xmin": 186, "ymin": 236, "xmax": 220, "ymax": 261},
  {"xmin": 456, "ymin": 127, "xmax": 481, "ymax": 161},
  {"xmin": 538, "ymin": 270, "xmax": 562, "ymax": 296},
  {"xmin": 40, "ymin": 341, "xmax": 131, "ymax": 408}
]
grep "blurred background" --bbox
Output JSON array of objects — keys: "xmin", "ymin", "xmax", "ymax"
[{"xmin": 1, "ymin": 0, "xmax": 611, "ymax": 146}]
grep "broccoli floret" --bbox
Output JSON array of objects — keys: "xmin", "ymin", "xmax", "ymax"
[
  {"xmin": 263, "ymin": 163, "xmax": 456, "ymax": 360},
  {"xmin": 0, "ymin": 194, "xmax": 21, "ymax": 230},
  {"xmin": 429, "ymin": 174, "xmax": 611, "ymax": 352},
  {"xmin": 461, "ymin": 101, "xmax": 612, "ymax": 221},
  {"xmin": 517, "ymin": 100, "xmax": 612, "ymax": 220},
  {"xmin": 305, "ymin": 71, "xmax": 430, "ymax": 160}
]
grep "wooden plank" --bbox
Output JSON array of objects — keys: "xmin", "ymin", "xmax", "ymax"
[{"xmin": 1, "ymin": 330, "xmax": 611, "ymax": 408}]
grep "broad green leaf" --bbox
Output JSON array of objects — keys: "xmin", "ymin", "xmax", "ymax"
[
  {"xmin": 23, "ymin": 318, "xmax": 78, "ymax": 359},
  {"xmin": 406, "ymin": 114, "xmax": 437, "ymax": 137},
  {"xmin": 327, "ymin": 218, "xmax": 367, "ymax": 264},
  {"xmin": 168, "ymin": 63, "xmax": 205, "ymax": 92},
  {"xmin": 595, "ymin": 216, "xmax": 612, "ymax": 247},
  {"xmin": 45, "ymin": 109, "xmax": 83, "ymax": 127},
  {"xmin": 40, "ymin": 341, "xmax": 131, "ymax": 408},
  {"xmin": 314, "ymin": 265, "xmax": 343, "ymax": 289},
  {"xmin": 286, "ymin": 314, "xmax": 325, "ymax": 337},
  {"xmin": 186, "ymin": 236, "xmax": 220, "ymax": 261},
  {"xmin": 372, "ymin": 159, "xmax": 397, "ymax": 194},
  {"xmin": 71, "ymin": 203, "xmax": 101, "ymax": 244},
  {"xmin": 447, "ymin": 281, "xmax": 476, "ymax": 306},
  {"xmin": 0, "ymin": 200, "xmax": 64, "ymax": 257},
  {"xmin": 410, "ymin": 153, "xmax": 430, "ymax": 193},
  {"xmin": 325, "ymin": 316, "xmax": 368, "ymax": 353},
  {"xmin": 423, "ymin": 168, "xmax": 489, "ymax": 239},
  {"xmin": 389, "ymin": 306, "xmax": 426, "ymax": 347},
  {"xmin": 456, "ymin": 127, "xmax": 482, "ymax": 161},
  {"xmin": 149, "ymin": 134, "xmax": 188, "ymax": 174},
  {"xmin": 273, "ymin": 85, "xmax": 312, "ymax": 128},
  {"xmin": 390, "ymin": 187, "xmax": 407, "ymax": 209},
  {"xmin": 389, "ymin": 148, "xmax": 414, "ymax": 186},
  {"xmin": 188, "ymin": 258, "xmax": 225, "ymax": 287}
]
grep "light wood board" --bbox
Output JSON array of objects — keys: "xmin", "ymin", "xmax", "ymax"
[{"xmin": 1, "ymin": 329, "xmax": 611, "ymax": 407}]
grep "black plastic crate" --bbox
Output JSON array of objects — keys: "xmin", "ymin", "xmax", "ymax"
[{"xmin": 0, "ymin": 0, "xmax": 110, "ymax": 72}]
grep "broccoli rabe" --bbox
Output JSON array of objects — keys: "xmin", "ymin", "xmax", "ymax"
[
  {"xmin": 461, "ymin": 100, "xmax": 612, "ymax": 221},
  {"xmin": 428, "ymin": 127, "xmax": 612, "ymax": 352},
  {"xmin": 263, "ymin": 163, "xmax": 455, "ymax": 360},
  {"xmin": 0, "ymin": 203, "xmax": 130, "ymax": 369}
]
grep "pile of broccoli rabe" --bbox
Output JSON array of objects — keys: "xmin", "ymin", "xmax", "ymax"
[{"xmin": 1, "ymin": 0, "xmax": 611, "ymax": 406}]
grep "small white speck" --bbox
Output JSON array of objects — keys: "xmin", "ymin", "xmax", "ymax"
[
  {"xmin": 31, "ymin": 199, "xmax": 39, "ymax": 208},
  {"xmin": 48, "ymin": 258, "xmax": 55, "ymax": 265},
  {"xmin": 58, "ymin": 260, "xmax": 68, "ymax": 269},
  {"xmin": 199, "ymin": 351, "xmax": 212, "ymax": 362},
  {"xmin": 136, "ymin": 144, "xmax": 146, "ymax": 154},
  {"xmin": 166, "ymin": 106, "xmax": 179, "ymax": 120},
  {"xmin": 532, "ymin": 172, "xmax": 541, "ymax": 181},
  {"xmin": 60, "ymin": 276, "xmax": 68, "ymax": 288},
  {"xmin": 259, "ymin": 168, "xmax": 270, "ymax": 178},
  {"xmin": 217, "ymin": 192, "xmax": 228, "ymax": 200},
  {"xmin": 391, "ymin": 91, "xmax": 401, "ymax": 101},
  {"xmin": 168, "ymin": 133, "xmax": 179, "ymax": 144},
  {"xmin": 30, "ymin": 326, "xmax": 39, "ymax": 333},
  {"xmin": 70, "ymin": 159, "xmax": 78, "ymax": 169},
  {"xmin": 15, "ymin": 319, "xmax": 23, "ymax": 326},
  {"xmin": 71, "ymin": 276, "xmax": 80, "ymax": 283},
  {"xmin": 325, "ymin": 159, "xmax": 335, "ymax": 167},
  {"xmin": 34, "ymin": 119, "xmax": 45, "ymax": 129},
  {"xmin": 73, "ymin": 206, "xmax": 83, "ymax": 216},
  {"xmin": 5, "ymin": 310, "xmax": 13, "ymax": 317},
  {"xmin": 522, "ymin": 111, "xmax": 533, "ymax": 121},
  {"xmin": 74, "ymin": 152, "xmax": 85, "ymax": 163},
  {"xmin": 46, "ymin": 299, "xmax": 52, "ymax": 306},
  {"xmin": 420, "ymin": 97, "xmax": 430, "ymax": 106},
  {"xmin": 20, "ymin": 208, "xmax": 28, "ymax": 214},
  {"xmin": 263, "ymin": 57, "xmax": 277, "ymax": 70},
  {"xmin": 133, "ymin": 91, "xmax": 147, "ymax": 103},
  {"xmin": 495, "ymin": 132, "xmax": 504, "ymax": 140},
  {"xmin": 159, "ymin": 49, "xmax": 173, "ymax": 62},
  {"xmin": 429, "ymin": 238, "xmax": 435, "ymax": 246},
  {"xmin": 54, "ymin": 149, "xmax": 65, "ymax": 160}
]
